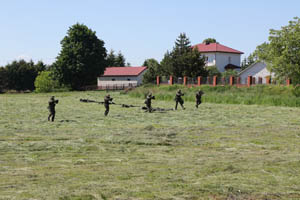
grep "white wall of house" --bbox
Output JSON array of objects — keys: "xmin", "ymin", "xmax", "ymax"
[
  {"xmin": 202, "ymin": 52, "xmax": 241, "ymax": 72},
  {"xmin": 97, "ymin": 70, "xmax": 147, "ymax": 87},
  {"xmin": 239, "ymin": 62, "xmax": 274, "ymax": 84}
]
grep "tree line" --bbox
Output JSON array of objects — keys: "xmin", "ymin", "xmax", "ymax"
[
  {"xmin": 0, "ymin": 23, "xmax": 128, "ymax": 92},
  {"xmin": 1, "ymin": 17, "xmax": 300, "ymax": 93}
]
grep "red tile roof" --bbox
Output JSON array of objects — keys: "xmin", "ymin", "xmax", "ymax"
[
  {"xmin": 192, "ymin": 43, "xmax": 243, "ymax": 54},
  {"xmin": 102, "ymin": 66, "xmax": 147, "ymax": 77}
]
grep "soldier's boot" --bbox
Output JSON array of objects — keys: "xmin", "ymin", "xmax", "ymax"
[{"xmin": 51, "ymin": 114, "xmax": 55, "ymax": 122}]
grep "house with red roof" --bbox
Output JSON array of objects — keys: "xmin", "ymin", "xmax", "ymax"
[
  {"xmin": 192, "ymin": 43, "xmax": 243, "ymax": 72},
  {"xmin": 97, "ymin": 66, "xmax": 147, "ymax": 89}
]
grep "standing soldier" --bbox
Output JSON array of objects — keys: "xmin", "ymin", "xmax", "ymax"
[
  {"xmin": 48, "ymin": 96, "xmax": 59, "ymax": 122},
  {"xmin": 195, "ymin": 90, "xmax": 204, "ymax": 108},
  {"xmin": 104, "ymin": 94, "xmax": 113, "ymax": 116},
  {"xmin": 144, "ymin": 92, "xmax": 155, "ymax": 112},
  {"xmin": 174, "ymin": 89, "xmax": 185, "ymax": 110}
]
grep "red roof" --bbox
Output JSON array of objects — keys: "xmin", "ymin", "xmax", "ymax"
[
  {"xmin": 192, "ymin": 43, "xmax": 243, "ymax": 54},
  {"xmin": 102, "ymin": 66, "xmax": 147, "ymax": 77}
]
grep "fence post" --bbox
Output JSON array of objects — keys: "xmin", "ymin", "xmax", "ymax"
[
  {"xmin": 258, "ymin": 77, "xmax": 262, "ymax": 84},
  {"xmin": 169, "ymin": 76, "xmax": 173, "ymax": 85},
  {"xmin": 247, "ymin": 76, "xmax": 252, "ymax": 87},
  {"xmin": 197, "ymin": 76, "xmax": 202, "ymax": 86},
  {"xmin": 213, "ymin": 76, "xmax": 217, "ymax": 86},
  {"xmin": 252, "ymin": 77, "xmax": 256, "ymax": 85},
  {"xmin": 183, "ymin": 76, "xmax": 187, "ymax": 86},
  {"xmin": 229, "ymin": 76, "xmax": 234, "ymax": 86},
  {"xmin": 286, "ymin": 79, "xmax": 291, "ymax": 86},
  {"xmin": 156, "ymin": 76, "xmax": 160, "ymax": 86},
  {"xmin": 266, "ymin": 77, "xmax": 271, "ymax": 85}
]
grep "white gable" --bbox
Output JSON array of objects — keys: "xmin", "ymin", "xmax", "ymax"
[{"xmin": 238, "ymin": 62, "xmax": 274, "ymax": 84}]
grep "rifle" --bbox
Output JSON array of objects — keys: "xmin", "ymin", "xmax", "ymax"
[
  {"xmin": 80, "ymin": 98, "xmax": 104, "ymax": 104},
  {"xmin": 80, "ymin": 99, "xmax": 140, "ymax": 108}
]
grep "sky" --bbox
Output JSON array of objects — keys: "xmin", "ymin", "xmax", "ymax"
[{"xmin": 0, "ymin": 0, "xmax": 299, "ymax": 66}]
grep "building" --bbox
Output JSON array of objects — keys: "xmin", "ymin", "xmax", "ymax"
[
  {"xmin": 238, "ymin": 62, "xmax": 274, "ymax": 84},
  {"xmin": 192, "ymin": 43, "xmax": 244, "ymax": 72},
  {"xmin": 97, "ymin": 66, "xmax": 147, "ymax": 89}
]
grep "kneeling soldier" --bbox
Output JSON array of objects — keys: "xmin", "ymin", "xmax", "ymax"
[
  {"xmin": 48, "ymin": 96, "xmax": 59, "ymax": 122},
  {"xmin": 195, "ymin": 90, "xmax": 204, "ymax": 108},
  {"xmin": 144, "ymin": 93, "xmax": 155, "ymax": 112},
  {"xmin": 174, "ymin": 89, "xmax": 185, "ymax": 110},
  {"xmin": 104, "ymin": 94, "xmax": 113, "ymax": 116}
]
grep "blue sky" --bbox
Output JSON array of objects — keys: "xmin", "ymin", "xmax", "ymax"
[{"xmin": 0, "ymin": 0, "xmax": 299, "ymax": 66}]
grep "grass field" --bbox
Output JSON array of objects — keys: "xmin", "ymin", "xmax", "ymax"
[{"xmin": 1, "ymin": 91, "xmax": 300, "ymax": 199}]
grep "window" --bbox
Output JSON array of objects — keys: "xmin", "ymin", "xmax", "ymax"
[
  {"xmin": 112, "ymin": 79, "xmax": 115, "ymax": 81},
  {"xmin": 228, "ymin": 57, "xmax": 231, "ymax": 64},
  {"xmin": 127, "ymin": 78, "xmax": 131, "ymax": 81}
]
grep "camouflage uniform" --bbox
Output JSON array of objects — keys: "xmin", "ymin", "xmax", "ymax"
[
  {"xmin": 48, "ymin": 96, "xmax": 58, "ymax": 121},
  {"xmin": 104, "ymin": 94, "xmax": 113, "ymax": 116},
  {"xmin": 144, "ymin": 93, "xmax": 155, "ymax": 112},
  {"xmin": 174, "ymin": 89, "xmax": 185, "ymax": 110},
  {"xmin": 195, "ymin": 90, "xmax": 204, "ymax": 108}
]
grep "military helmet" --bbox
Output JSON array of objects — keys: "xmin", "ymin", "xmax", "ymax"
[{"xmin": 51, "ymin": 96, "xmax": 55, "ymax": 100}]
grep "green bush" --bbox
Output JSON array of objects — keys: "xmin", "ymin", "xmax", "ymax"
[
  {"xmin": 34, "ymin": 71, "xmax": 59, "ymax": 93},
  {"xmin": 292, "ymin": 85, "xmax": 300, "ymax": 97}
]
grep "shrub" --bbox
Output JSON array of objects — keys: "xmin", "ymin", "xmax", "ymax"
[{"xmin": 34, "ymin": 71, "xmax": 59, "ymax": 93}]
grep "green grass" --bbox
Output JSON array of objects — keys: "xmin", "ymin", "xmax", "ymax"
[
  {"xmin": 129, "ymin": 84, "xmax": 300, "ymax": 107},
  {"xmin": 1, "ymin": 91, "xmax": 300, "ymax": 199}
]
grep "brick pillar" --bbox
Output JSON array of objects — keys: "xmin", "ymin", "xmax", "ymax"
[
  {"xmin": 156, "ymin": 76, "xmax": 160, "ymax": 86},
  {"xmin": 169, "ymin": 76, "xmax": 173, "ymax": 85},
  {"xmin": 286, "ymin": 79, "xmax": 291, "ymax": 86},
  {"xmin": 183, "ymin": 76, "xmax": 187, "ymax": 86},
  {"xmin": 213, "ymin": 76, "xmax": 217, "ymax": 86},
  {"xmin": 237, "ymin": 77, "xmax": 241, "ymax": 85},
  {"xmin": 258, "ymin": 77, "xmax": 262, "ymax": 84},
  {"xmin": 197, "ymin": 76, "xmax": 202, "ymax": 86},
  {"xmin": 247, "ymin": 76, "xmax": 252, "ymax": 87},
  {"xmin": 266, "ymin": 77, "xmax": 270, "ymax": 85},
  {"xmin": 252, "ymin": 77, "xmax": 256, "ymax": 85},
  {"xmin": 229, "ymin": 76, "xmax": 234, "ymax": 86}
]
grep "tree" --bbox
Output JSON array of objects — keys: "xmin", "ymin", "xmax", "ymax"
[
  {"xmin": 106, "ymin": 49, "xmax": 127, "ymax": 67},
  {"xmin": 255, "ymin": 17, "xmax": 300, "ymax": 83},
  {"xmin": 0, "ymin": 67, "xmax": 8, "ymax": 92},
  {"xmin": 34, "ymin": 71, "xmax": 59, "ymax": 93},
  {"xmin": 115, "ymin": 51, "xmax": 126, "ymax": 67},
  {"xmin": 52, "ymin": 23, "xmax": 107, "ymax": 90},
  {"xmin": 202, "ymin": 38, "xmax": 217, "ymax": 44},
  {"xmin": 160, "ymin": 33, "xmax": 206, "ymax": 77},
  {"xmin": 206, "ymin": 66, "xmax": 221, "ymax": 77},
  {"xmin": 241, "ymin": 53, "xmax": 257, "ymax": 70},
  {"xmin": 142, "ymin": 58, "xmax": 161, "ymax": 84},
  {"xmin": 5, "ymin": 60, "xmax": 45, "ymax": 91}
]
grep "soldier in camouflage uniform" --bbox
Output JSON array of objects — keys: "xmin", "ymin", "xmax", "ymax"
[
  {"xmin": 144, "ymin": 93, "xmax": 155, "ymax": 112},
  {"xmin": 48, "ymin": 96, "xmax": 59, "ymax": 121},
  {"xmin": 174, "ymin": 89, "xmax": 185, "ymax": 110},
  {"xmin": 104, "ymin": 94, "xmax": 113, "ymax": 116},
  {"xmin": 195, "ymin": 90, "xmax": 204, "ymax": 108}
]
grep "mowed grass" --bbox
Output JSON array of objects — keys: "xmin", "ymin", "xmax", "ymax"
[{"xmin": 1, "ymin": 91, "xmax": 300, "ymax": 200}]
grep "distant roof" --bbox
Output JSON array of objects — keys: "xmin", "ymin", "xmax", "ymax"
[
  {"xmin": 192, "ymin": 43, "xmax": 243, "ymax": 54},
  {"xmin": 101, "ymin": 66, "xmax": 147, "ymax": 77},
  {"xmin": 238, "ymin": 61, "xmax": 266, "ymax": 75}
]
